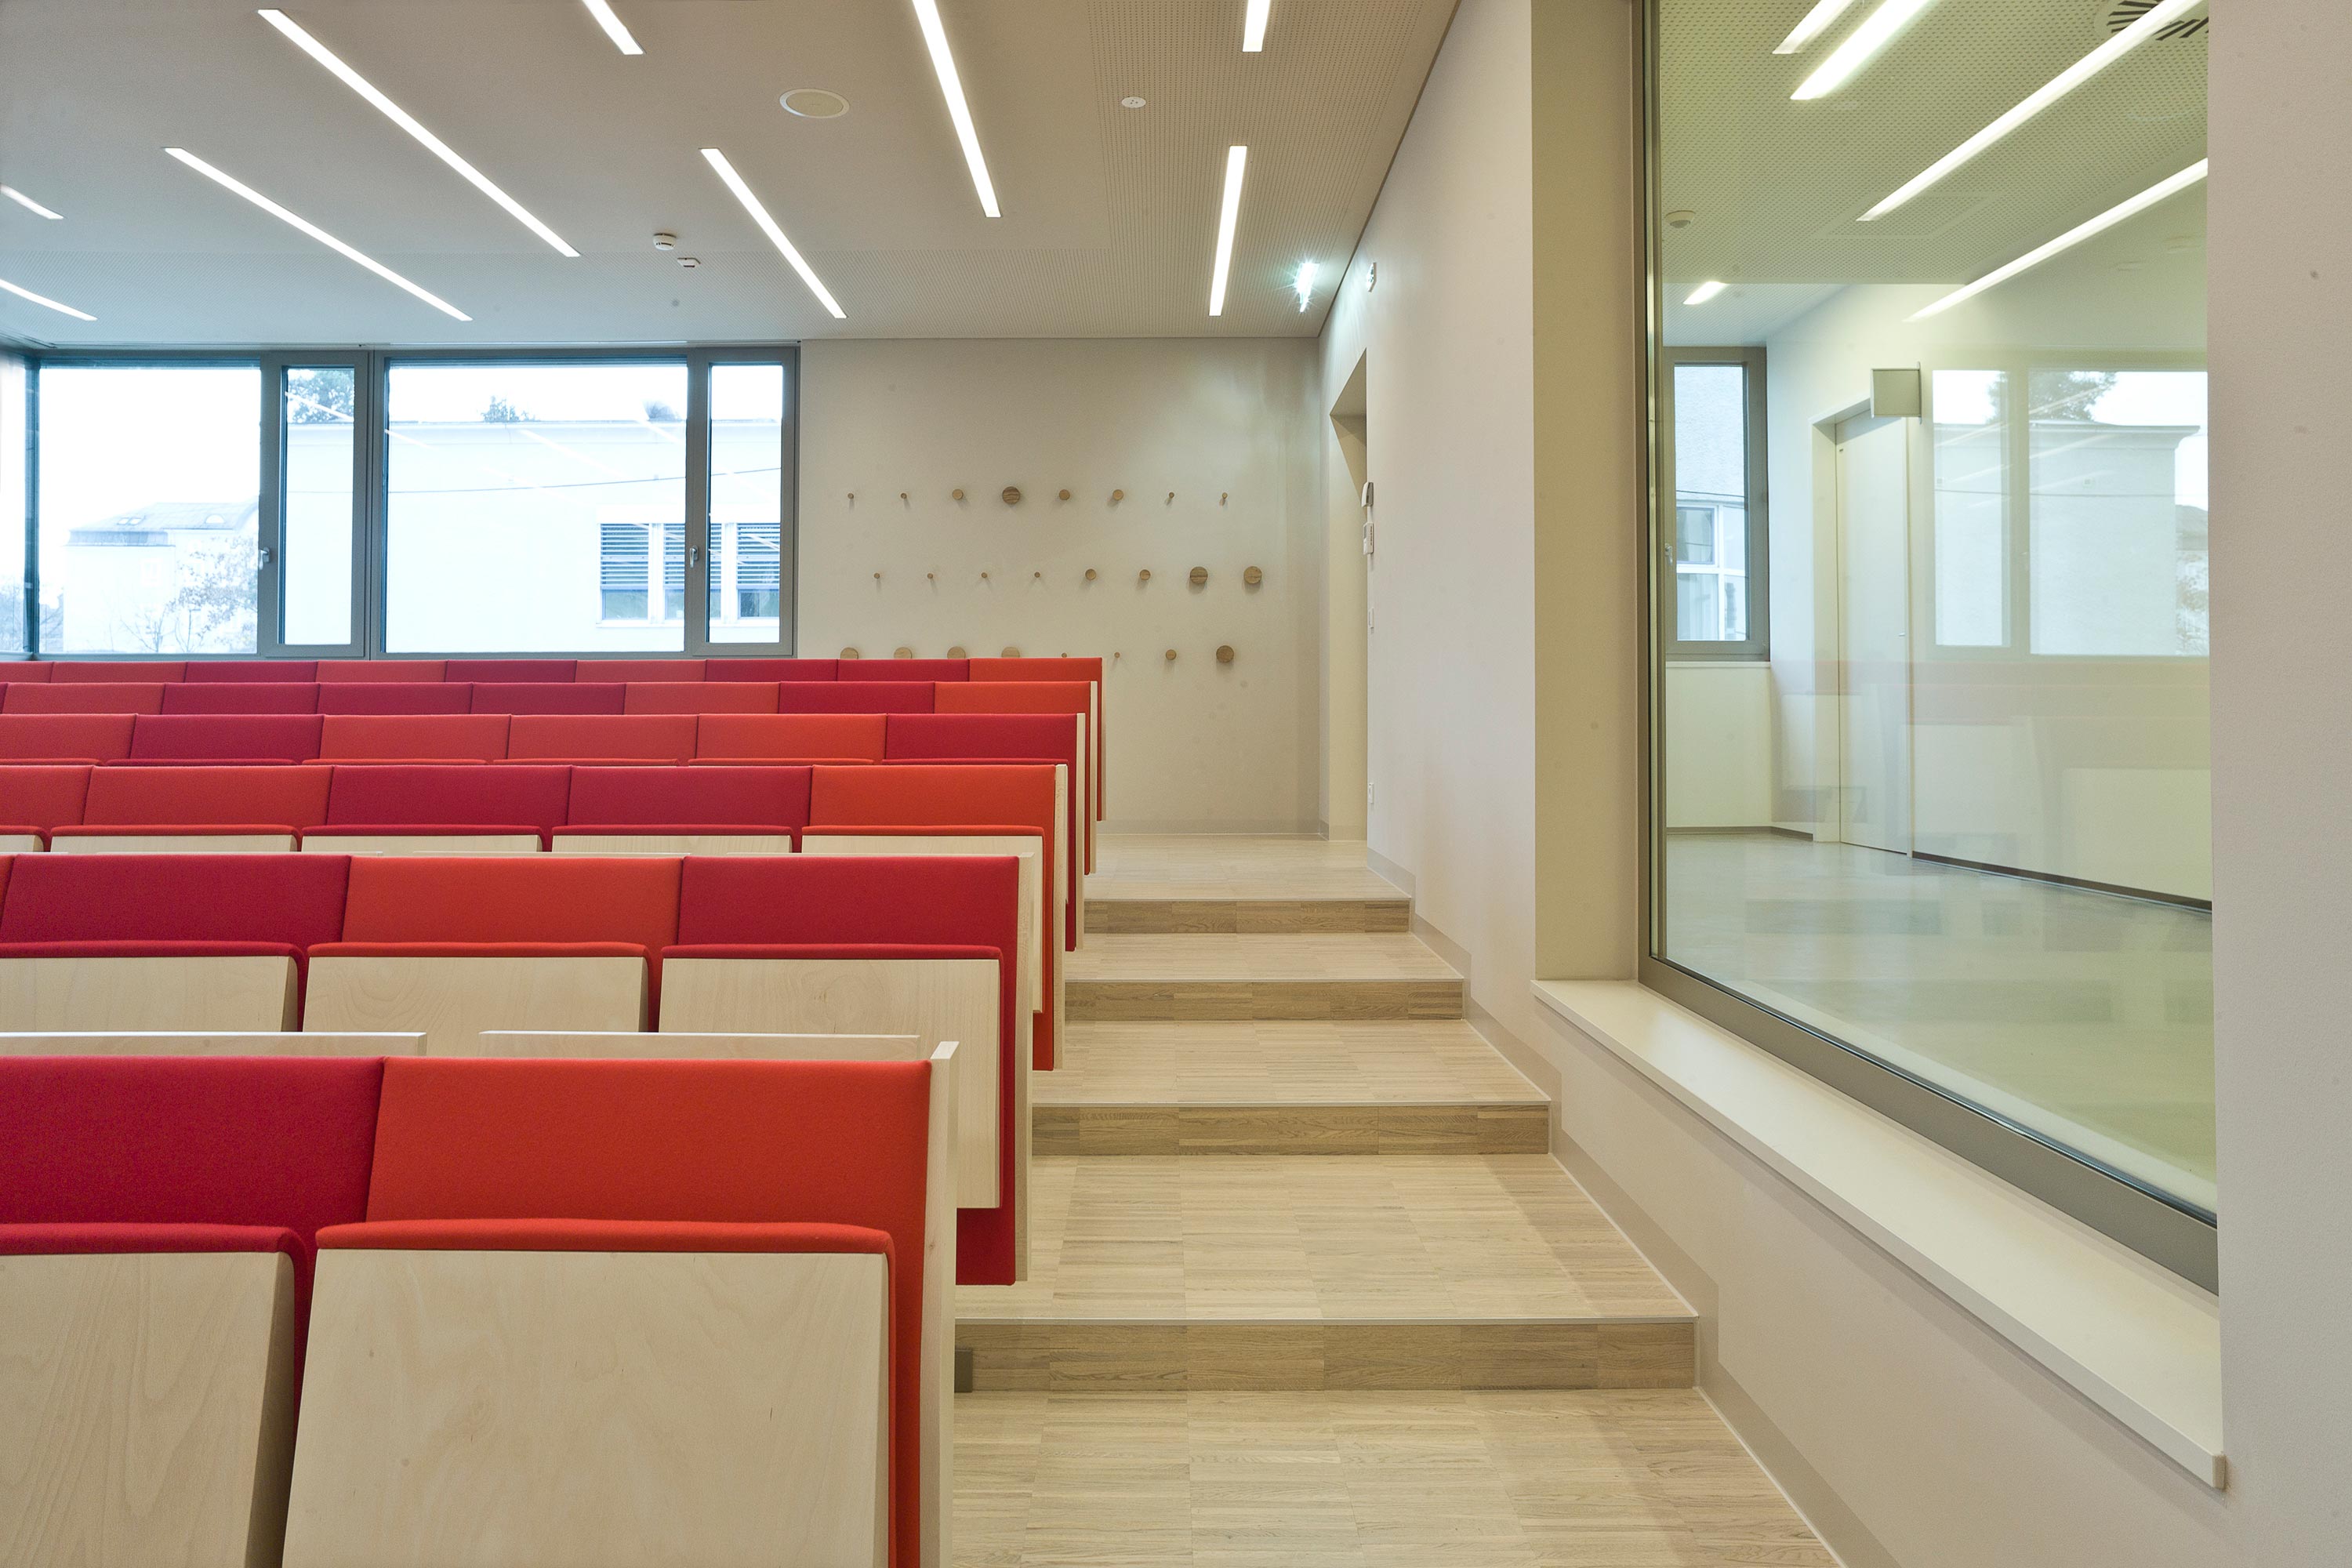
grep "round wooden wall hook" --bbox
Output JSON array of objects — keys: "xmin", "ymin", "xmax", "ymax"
[
  {"xmin": 894, "ymin": 646, "xmax": 913, "ymax": 659},
  {"xmin": 1137, "ymin": 568, "xmax": 1151, "ymax": 583},
  {"xmin": 1001, "ymin": 645, "xmax": 1021, "ymax": 658},
  {"xmin": 1002, "ymin": 485, "xmax": 1022, "ymax": 506},
  {"xmin": 1083, "ymin": 568, "xmax": 1098, "ymax": 582},
  {"xmin": 1221, "ymin": 492, "xmax": 1229, "ymax": 504},
  {"xmin": 1189, "ymin": 566, "xmax": 1208, "ymax": 587},
  {"xmin": 1243, "ymin": 565, "xmax": 1264, "ymax": 587},
  {"xmin": 840, "ymin": 646, "xmax": 860, "ymax": 659},
  {"xmin": 926, "ymin": 571, "xmax": 936, "ymax": 581},
  {"xmin": 1166, "ymin": 491, "xmax": 1175, "ymax": 503},
  {"xmin": 1110, "ymin": 488, "xmax": 1125, "ymax": 503},
  {"xmin": 899, "ymin": 492, "xmax": 909, "ymax": 502},
  {"xmin": 980, "ymin": 570, "xmax": 990, "ymax": 581},
  {"xmin": 952, "ymin": 488, "xmax": 966, "ymax": 501},
  {"xmin": 1163, "ymin": 648, "xmax": 1178, "ymax": 662},
  {"xmin": 1032, "ymin": 570, "xmax": 1043, "ymax": 580},
  {"xmin": 1058, "ymin": 488, "xmax": 1072, "ymax": 501},
  {"xmin": 873, "ymin": 571, "xmax": 882, "ymax": 581},
  {"xmin": 1216, "ymin": 644, "xmax": 1235, "ymax": 663},
  {"xmin": 947, "ymin": 645, "xmax": 967, "ymax": 658}
]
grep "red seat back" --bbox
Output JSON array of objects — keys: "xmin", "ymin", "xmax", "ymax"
[
  {"xmin": 316, "ymin": 659, "xmax": 445, "ymax": 683},
  {"xmin": 338, "ymin": 855, "xmax": 681, "ymax": 952},
  {"xmin": 323, "ymin": 764, "xmax": 571, "ymax": 831},
  {"xmin": 0, "ymin": 851, "xmax": 352, "ymax": 946},
  {"xmin": 129, "ymin": 714, "xmax": 325, "ymax": 761},
  {"xmin": 184, "ymin": 660, "xmax": 318, "ymax": 683},
  {"xmin": 966, "ymin": 657, "xmax": 1102, "ymax": 686},
  {"xmin": 51, "ymin": 662, "xmax": 186, "ymax": 684},
  {"xmin": 159, "ymin": 681, "xmax": 321, "ymax": 714},
  {"xmin": 318, "ymin": 682, "xmax": 474, "ymax": 715},
  {"xmin": 5, "ymin": 682, "xmax": 166, "ymax": 715},
  {"xmin": 706, "ymin": 658, "xmax": 837, "ymax": 682},
  {"xmin": 623, "ymin": 681, "xmax": 779, "ymax": 715},
  {"xmin": 0, "ymin": 764, "xmax": 93, "ymax": 832},
  {"xmin": 775, "ymin": 682, "xmax": 935, "ymax": 714},
  {"xmin": 842, "ymin": 659, "xmax": 967, "ymax": 682},
  {"xmin": 0, "ymin": 665, "xmax": 54, "ymax": 683},
  {"xmin": 695, "ymin": 713, "xmax": 887, "ymax": 762},
  {"xmin": 579, "ymin": 659, "xmax": 705, "ymax": 682},
  {"xmin": 0, "ymin": 714, "xmax": 135, "ymax": 762},
  {"xmin": 318, "ymin": 714, "xmax": 509, "ymax": 761},
  {"xmin": 446, "ymin": 659, "xmax": 576, "ymax": 684},
  {"xmin": 565, "ymin": 764, "xmax": 811, "ymax": 829},
  {"xmin": 470, "ymin": 682, "xmax": 624, "ymax": 716},
  {"xmin": 508, "ymin": 714, "xmax": 695, "ymax": 762},
  {"xmin": 84, "ymin": 764, "xmax": 332, "ymax": 828}
]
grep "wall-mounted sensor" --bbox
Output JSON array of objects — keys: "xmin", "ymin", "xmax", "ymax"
[{"xmin": 652, "ymin": 232, "xmax": 677, "ymax": 251}]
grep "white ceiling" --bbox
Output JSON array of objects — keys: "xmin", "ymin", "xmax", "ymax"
[{"xmin": 0, "ymin": 0, "xmax": 1458, "ymax": 347}]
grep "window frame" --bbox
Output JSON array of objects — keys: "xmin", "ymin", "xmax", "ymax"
[
  {"xmin": 1660, "ymin": 345, "xmax": 1769, "ymax": 662},
  {"xmin": 263, "ymin": 349, "xmax": 371, "ymax": 659}
]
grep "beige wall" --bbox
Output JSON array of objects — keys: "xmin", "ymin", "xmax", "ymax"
[
  {"xmin": 1664, "ymin": 662, "xmax": 1773, "ymax": 829},
  {"xmin": 798, "ymin": 337, "xmax": 1321, "ymax": 832}
]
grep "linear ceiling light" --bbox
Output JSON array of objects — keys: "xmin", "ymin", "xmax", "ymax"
[
  {"xmin": 257, "ymin": 10, "xmax": 579, "ymax": 256},
  {"xmin": 1207, "ymin": 145, "xmax": 1248, "ymax": 317},
  {"xmin": 909, "ymin": 0, "xmax": 1000, "ymax": 216},
  {"xmin": 1243, "ymin": 0, "xmax": 1272, "ymax": 51},
  {"xmin": 1911, "ymin": 159, "xmax": 2206, "ymax": 319},
  {"xmin": 1791, "ymin": 0, "xmax": 1933, "ymax": 100},
  {"xmin": 699, "ymin": 147, "xmax": 847, "ymax": 319},
  {"xmin": 164, "ymin": 147, "xmax": 471, "ymax": 321},
  {"xmin": 0, "ymin": 274, "xmax": 94, "ymax": 320},
  {"xmin": 1864, "ymin": 0, "xmax": 2202, "ymax": 220},
  {"xmin": 1, "ymin": 185, "xmax": 64, "ymax": 220},
  {"xmin": 1684, "ymin": 279, "xmax": 1728, "ymax": 304},
  {"xmin": 1773, "ymin": 0, "xmax": 1860, "ymax": 54},
  {"xmin": 580, "ymin": 0, "xmax": 643, "ymax": 54}
]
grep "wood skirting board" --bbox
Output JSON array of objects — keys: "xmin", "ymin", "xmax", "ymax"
[
  {"xmin": 1087, "ymin": 898, "xmax": 1413, "ymax": 935},
  {"xmin": 1035, "ymin": 1102, "xmax": 1549, "ymax": 1155},
  {"xmin": 1066, "ymin": 978, "xmax": 1465, "ymax": 1022},
  {"xmin": 956, "ymin": 1319, "xmax": 1693, "ymax": 1392}
]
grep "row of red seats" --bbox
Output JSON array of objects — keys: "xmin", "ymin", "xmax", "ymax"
[
  {"xmin": 0, "ymin": 653, "xmax": 1084, "ymax": 684},
  {"xmin": 0, "ymin": 1051, "xmax": 946, "ymax": 1567},
  {"xmin": 1, "ymin": 677, "xmax": 1065, "ymax": 715}
]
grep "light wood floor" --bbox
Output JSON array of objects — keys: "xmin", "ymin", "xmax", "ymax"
[
  {"xmin": 1069, "ymin": 934, "xmax": 1464, "ymax": 983},
  {"xmin": 1086, "ymin": 835, "xmax": 1408, "ymax": 903},
  {"xmin": 1042, "ymin": 1022, "xmax": 1545, "ymax": 1106},
  {"xmin": 956, "ymin": 1389, "xmax": 1835, "ymax": 1567}
]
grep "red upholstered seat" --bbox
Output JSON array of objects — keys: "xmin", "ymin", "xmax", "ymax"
[
  {"xmin": 469, "ymin": 682, "xmax": 624, "ymax": 716},
  {"xmin": 51, "ymin": 661, "xmax": 186, "ymax": 684},
  {"xmin": 0, "ymin": 1054, "xmax": 383, "ymax": 1312},
  {"xmin": 884, "ymin": 714, "xmax": 1083, "ymax": 927},
  {"xmin": 935, "ymin": 679, "xmax": 1091, "ymax": 719},
  {"xmin": 317, "ymin": 682, "xmax": 474, "ymax": 715},
  {"xmin": 0, "ymin": 714, "xmax": 135, "ymax": 762},
  {"xmin": 0, "ymin": 764, "xmax": 93, "ymax": 833},
  {"xmin": 344, "ymin": 1054, "xmax": 935, "ymax": 1568},
  {"xmin": 184, "ymin": 660, "xmax": 319, "ymax": 683},
  {"xmin": 0, "ymin": 852, "xmax": 352, "ymax": 948},
  {"xmin": 323, "ymin": 764, "xmax": 570, "ymax": 834},
  {"xmin": 844, "ymin": 659, "xmax": 968, "ymax": 682},
  {"xmin": 445, "ymin": 659, "xmax": 576, "ymax": 684},
  {"xmin": 318, "ymin": 714, "xmax": 510, "ymax": 761},
  {"xmin": 316, "ymin": 660, "xmax": 445, "ymax": 683},
  {"xmin": 508, "ymin": 714, "xmax": 695, "ymax": 763},
  {"xmin": 336, "ymin": 854, "xmax": 681, "ymax": 953},
  {"xmin": 695, "ymin": 713, "xmax": 887, "ymax": 761},
  {"xmin": 623, "ymin": 681, "xmax": 779, "ymax": 715},
  {"xmin": 579, "ymin": 659, "xmax": 704, "ymax": 682},
  {"xmin": 706, "ymin": 658, "xmax": 838, "ymax": 681},
  {"xmin": 83, "ymin": 764, "xmax": 332, "ymax": 829},
  {"xmin": 672, "ymin": 853, "xmax": 1022, "ymax": 1285},
  {"xmin": 0, "ymin": 664, "xmax": 54, "ymax": 682},
  {"xmin": 775, "ymin": 681, "xmax": 935, "ymax": 714},
  {"xmin": 159, "ymin": 682, "xmax": 322, "ymax": 714},
  {"xmin": 563, "ymin": 764, "xmax": 811, "ymax": 830},
  {"xmin": 5, "ymin": 681, "xmax": 166, "ymax": 714},
  {"xmin": 130, "ymin": 714, "xmax": 326, "ymax": 762},
  {"xmin": 966, "ymin": 657, "xmax": 1102, "ymax": 685}
]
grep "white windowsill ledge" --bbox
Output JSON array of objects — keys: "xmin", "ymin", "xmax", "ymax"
[{"xmin": 1531, "ymin": 979, "xmax": 2225, "ymax": 1489}]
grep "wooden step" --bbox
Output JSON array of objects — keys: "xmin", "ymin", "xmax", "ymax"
[
  {"xmin": 1065, "ymin": 935, "xmax": 1465, "ymax": 1022},
  {"xmin": 1087, "ymin": 897, "xmax": 1412, "ymax": 935}
]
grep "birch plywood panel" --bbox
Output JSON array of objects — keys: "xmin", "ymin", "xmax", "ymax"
[
  {"xmin": 303, "ymin": 956, "xmax": 646, "ymax": 1054},
  {"xmin": 0, "ymin": 954, "xmax": 299, "ymax": 1033}
]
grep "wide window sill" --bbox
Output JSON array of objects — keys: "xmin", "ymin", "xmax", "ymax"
[{"xmin": 1530, "ymin": 979, "xmax": 2225, "ymax": 1489}]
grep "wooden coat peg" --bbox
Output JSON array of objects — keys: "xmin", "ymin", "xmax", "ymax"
[
  {"xmin": 899, "ymin": 492, "xmax": 908, "ymax": 503},
  {"xmin": 1189, "ymin": 567, "xmax": 1208, "ymax": 587},
  {"xmin": 1058, "ymin": 489, "xmax": 1072, "ymax": 501},
  {"xmin": 1137, "ymin": 568, "xmax": 1151, "ymax": 583},
  {"xmin": 1002, "ymin": 486, "xmax": 1022, "ymax": 505},
  {"xmin": 926, "ymin": 572, "xmax": 936, "ymax": 582},
  {"xmin": 1243, "ymin": 565, "xmax": 1264, "ymax": 586},
  {"xmin": 1163, "ymin": 648, "xmax": 1178, "ymax": 662},
  {"xmin": 947, "ymin": 645, "xmax": 967, "ymax": 657},
  {"xmin": 1165, "ymin": 491, "xmax": 1175, "ymax": 504},
  {"xmin": 1217, "ymin": 644, "xmax": 1236, "ymax": 663},
  {"xmin": 894, "ymin": 646, "xmax": 913, "ymax": 659},
  {"xmin": 979, "ymin": 571, "xmax": 990, "ymax": 582},
  {"xmin": 1031, "ymin": 571, "xmax": 1043, "ymax": 580},
  {"xmin": 1220, "ymin": 492, "xmax": 1229, "ymax": 505},
  {"xmin": 952, "ymin": 488, "xmax": 966, "ymax": 501},
  {"xmin": 1110, "ymin": 488, "xmax": 1125, "ymax": 503},
  {"xmin": 1000, "ymin": 645, "xmax": 1021, "ymax": 658},
  {"xmin": 1083, "ymin": 568, "xmax": 1098, "ymax": 582},
  {"xmin": 840, "ymin": 646, "xmax": 861, "ymax": 659}
]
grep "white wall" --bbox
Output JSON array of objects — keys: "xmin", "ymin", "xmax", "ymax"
[
  {"xmin": 1665, "ymin": 661, "xmax": 1774, "ymax": 829},
  {"xmin": 797, "ymin": 338, "xmax": 1320, "ymax": 832}
]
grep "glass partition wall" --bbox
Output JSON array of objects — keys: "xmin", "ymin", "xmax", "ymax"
[{"xmin": 1644, "ymin": 0, "xmax": 2212, "ymax": 1281}]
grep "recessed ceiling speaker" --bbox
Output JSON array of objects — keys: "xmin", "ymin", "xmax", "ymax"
[
  {"xmin": 781, "ymin": 89, "xmax": 851, "ymax": 118},
  {"xmin": 1120, "ymin": 95, "xmax": 1146, "ymax": 108},
  {"xmin": 1664, "ymin": 210, "xmax": 1697, "ymax": 230}
]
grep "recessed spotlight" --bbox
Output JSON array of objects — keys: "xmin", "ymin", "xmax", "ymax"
[
  {"xmin": 0, "ymin": 274, "xmax": 93, "ymax": 321},
  {"xmin": 1911, "ymin": 159, "xmax": 2206, "ymax": 319},
  {"xmin": 1685, "ymin": 279, "xmax": 1728, "ymax": 304},
  {"xmin": 701, "ymin": 147, "xmax": 846, "ymax": 318},
  {"xmin": 781, "ymin": 88, "xmax": 850, "ymax": 118},
  {"xmin": 1120, "ymin": 95, "xmax": 1147, "ymax": 109},
  {"xmin": 1, "ymin": 185, "xmax": 64, "ymax": 220}
]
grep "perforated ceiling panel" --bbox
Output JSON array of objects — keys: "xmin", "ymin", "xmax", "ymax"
[
  {"xmin": 0, "ymin": 0, "xmax": 1458, "ymax": 346},
  {"xmin": 1659, "ymin": 0, "xmax": 2207, "ymax": 292}
]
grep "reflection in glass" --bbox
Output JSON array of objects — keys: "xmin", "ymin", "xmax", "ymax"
[
  {"xmin": 283, "ymin": 366, "xmax": 356, "ymax": 645},
  {"xmin": 1672, "ymin": 363, "xmax": 1748, "ymax": 641},
  {"xmin": 36, "ymin": 364, "xmax": 260, "ymax": 653}
]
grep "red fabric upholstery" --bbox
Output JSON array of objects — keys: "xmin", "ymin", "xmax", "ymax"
[
  {"xmin": 508, "ymin": 714, "xmax": 695, "ymax": 763},
  {"xmin": 338, "ymin": 855, "xmax": 682, "ymax": 953},
  {"xmin": 446, "ymin": 659, "xmax": 576, "ymax": 684},
  {"xmin": 563, "ymin": 764, "xmax": 811, "ymax": 829},
  {"xmin": 470, "ymin": 682, "xmax": 625, "ymax": 716},
  {"xmin": 935, "ymin": 679, "xmax": 1090, "ymax": 718},
  {"xmin": 775, "ymin": 681, "xmax": 935, "ymax": 714},
  {"xmin": 184, "ymin": 660, "xmax": 319, "ymax": 684},
  {"xmin": 0, "ymin": 714, "xmax": 135, "ymax": 762},
  {"xmin": 0, "ymin": 1054, "xmax": 383, "ymax": 1313},
  {"xmin": 884, "ymin": 715, "xmax": 1083, "ymax": 924},
  {"xmin": 160, "ymin": 682, "xmax": 322, "ymax": 714},
  {"xmin": 579, "ymin": 659, "xmax": 705, "ymax": 683},
  {"xmin": 843, "ymin": 659, "xmax": 968, "ymax": 682},
  {"xmin": 130, "ymin": 714, "xmax": 326, "ymax": 762},
  {"xmin": 673, "ymin": 854, "xmax": 1021, "ymax": 1284},
  {"xmin": 695, "ymin": 713, "xmax": 888, "ymax": 762},
  {"xmin": 317, "ymin": 682, "xmax": 474, "ymax": 715},
  {"xmin": 324, "ymin": 764, "xmax": 570, "ymax": 832},
  {"xmin": 623, "ymin": 681, "xmax": 779, "ymax": 715},
  {"xmin": 0, "ymin": 852, "xmax": 351, "ymax": 946},
  {"xmin": 0, "ymin": 764, "xmax": 93, "ymax": 832},
  {"xmin": 319, "ymin": 714, "xmax": 510, "ymax": 761},
  {"xmin": 5, "ymin": 682, "xmax": 166, "ymax": 714},
  {"xmin": 84, "ymin": 765, "xmax": 332, "ymax": 829},
  {"xmin": 967, "ymin": 657, "xmax": 1102, "ymax": 685},
  {"xmin": 0, "ymin": 1221, "xmax": 303, "ymax": 1269},
  {"xmin": 51, "ymin": 662, "xmax": 186, "ymax": 684},
  {"xmin": 0, "ymin": 664, "xmax": 54, "ymax": 682},
  {"xmin": 705, "ymin": 658, "xmax": 839, "ymax": 681},
  {"xmin": 359, "ymin": 1054, "xmax": 933, "ymax": 1568},
  {"xmin": 316, "ymin": 659, "xmax": 445, "ymax": 683}
]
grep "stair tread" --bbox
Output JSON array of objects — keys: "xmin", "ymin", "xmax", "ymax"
[
  {"xmin": 1068, "ymin": 933, "xmax": 1461, "ymax": 984},
  {"xmin": 1043, "ymin": 1021, "xmax": 1543, "ymax": 1106},
  {"xmin": 1085, "ymin": 833, "xmax": 1404, "ymax": 903}
]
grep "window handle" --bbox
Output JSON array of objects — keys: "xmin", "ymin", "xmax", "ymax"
[
  {"xmin": 688, "ymin": 545, "xmax": 703, "ymax": 567},
  {"xmin": 258, "ymin": 546, "xmax": 276, "ymax": 568}
]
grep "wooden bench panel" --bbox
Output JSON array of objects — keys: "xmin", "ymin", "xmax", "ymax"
[
  {"xmin": 304, "ymin": 955, "xmax": 647, "ymax": 1054},
  {"xmin": 473, "ymin": 1030, "xmax": 916, "ymax": 1059},
  {"xmin": 800, "ymin": 833, "xmax": 1044, "ymax": 1025},
  {"xmin": 0, "ymin": 955, "xmax": 299, "ymax": 1033},
  {"xmin": 49, "ymin": 832, "xmax": 296, "ymax": 855},
  {"xmin": 300, "ymin": 833, "xmax": 542, "ymax": 856},
  {"xmin": 551, "ymin": 833, "xmax": 794, "ymax": 857}
]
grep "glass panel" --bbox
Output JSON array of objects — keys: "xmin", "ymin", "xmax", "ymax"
[
  {"xmin": 384, "ymin": 361, "xmax": 688, "ymax": 652},
  {"xmin": 0, "ymin": 353, "xmax": 26, "ymax": 654},
  {"xmin": 34, "ymin": 364, "xmax": 260, "ymax": 654},
  {"xmin": 281, "ymin": 365, "xmax": 356, "ymax": 645},
  {"xmin": 1653, "ymin": 0, "xmax": 2212, "ymax": 1221},
  {"xmin": 707, "ymin": 362, "xmax": 786, "ymax": 644}
]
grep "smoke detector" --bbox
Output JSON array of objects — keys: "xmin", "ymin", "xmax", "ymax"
[{"xmin": 652, "ymin": 231, "xmax": 677, "ymax": 251}]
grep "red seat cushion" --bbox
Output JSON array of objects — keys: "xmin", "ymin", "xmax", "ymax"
[
  {"xmin": 5, "ymin": 682, "xmax": 166, "ymax": 715},
  {"xmin": 50, "ymin": 662, "xmax": 187, "ymax": 684},
  {"xmin": 775, "ymin": 682, "xmax": 935, "ymax": 714},
  {"xmin": 622, "ymin": 681, "xmax": 779, "ymax": 715},
  {"xmin": 317, "ymin": 682, "xmax": 474, "ymax": 715},
  {"xmin": 338, "ymin": 854, "xmax": 682, "ymax": 952},
  {"xmin": 0, "ymin": 852, "xmax": 352, "ymax": 947},
  {"xmin": 319, "ymin": 714, "xmax": 510, "ymax": 761},
  {"xmin": 705, "ymin": 658, "xmax": 838, "ymax": 682},
  {"xmin": 183, "ymin": 660, "xmax": 319, "ymax": 683},
  {"xmin": 0, "ymin": 764, "xmax": 93, "ymax": 833},
  {"xmin": 84, "ymin": 764, "xmax": 332, "ymax": 829},
  {"xmin": 564, "ymin": 764, "xmax": 811, "ymax": 829},
  {"xmin": 446, "ymin": 659, "xmax": 576, "ymax": 684},
  {"xmin": 129, "ymin": 714, "xmax": 325, "ymax": 762},
  {"xmin": 0, "ymin": 715, "xmax": 135, "ymax": 763},
  {"xmin": 0, "ymin": 664, "xmax": 54, "ymax": 683},
  {"xmin": 358, "ymin": 1054, "xmax": 934, "ymax": 1568},
  {"xmin": 842, "ymin": 659, "xmax": 967, "ymax": 682},
  {"xmin": 160, "ymin": 682, "xmax": 322, "ymax": 714},
  {"xmin": 696, "ymin": 714, "xmax": 887, "ymax": 761},
  {"xmin": 508, "ymin": 715, "xmax": 695, "ymax": 763},
  {"xmin": 316, "ymin": 660, "xmax": 446, "ymax": 683},
  {"xmin": 578, "ymin": 659, "xmax": 705, "ymax": 683},
  {"xmin": 469, "ymin": 683, "xmax": 625, "ymax": 716},
  {"xmin": 324, "ymin": 764, "xmax": 570, "ymax": 832}
]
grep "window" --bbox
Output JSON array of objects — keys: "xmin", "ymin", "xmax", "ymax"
[
  {"xmin": 0, "ymin": 353, "xmax": 25, "ymax": 653},
  {"xmin": 383, "ymin": 361, "xmax": 689, "ymax": 653},
  {"xmin": 280, "ymin": 365, "xmax": 358, "ymax": 647},
  {"xmin": 707, "ymin": 362, "xmax": 787, "ymax": 644},
  {"xmin": 1664, "ymin": 354, "xmax": 1766, "ymax": 658},
  {"xmin": 1931, "ymin": 369, "xmax": 2007, "ymax": 648},
  {"xmin": 34, "ymin": 363, "xmax": 261, "ymax": 654}
]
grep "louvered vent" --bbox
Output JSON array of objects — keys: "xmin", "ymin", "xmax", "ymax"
[{"xmin": 2104, "ymin": 1, "xmax": 2209, "ymax": 41}]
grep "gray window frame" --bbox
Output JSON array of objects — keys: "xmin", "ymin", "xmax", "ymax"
[{"xmin": 1660, "ymin": 345, "xmax": 1769, "ymax": 662}]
